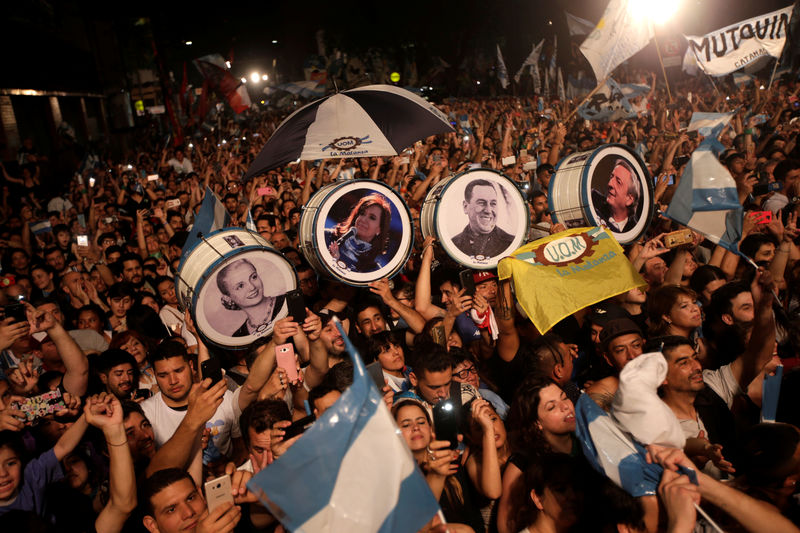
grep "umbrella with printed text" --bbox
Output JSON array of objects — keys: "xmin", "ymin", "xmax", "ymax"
[{"xmin": 243, "ymin": 84, "xmax": 454, "ymax": 180}]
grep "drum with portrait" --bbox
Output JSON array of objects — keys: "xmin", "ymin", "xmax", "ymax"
[
  {"xmin": 175, "ymin": 228, "xmax": 297, "ymax": 350},
  {"xmin": 548, "ymin": 143, "xmax": 653, "ymax": 245},
  {"xmin": 298, "ymin": 179, "xmax": 413, "ymax": 286},
  {"xmin": 420, "ymin": 168, "xmax": 529, "ymax": 269}
]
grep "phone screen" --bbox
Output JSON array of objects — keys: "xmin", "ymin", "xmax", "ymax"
[
  {"xmin": 201, "ymin": 358, "xmax": 224, "ymax": 385},
  {"xmin": 432, "ymin": 399, "xmax": 459, "ymax": 450}
]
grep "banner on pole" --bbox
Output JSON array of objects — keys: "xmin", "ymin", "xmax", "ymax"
[{"xmin": 683, "ymin": 6, "xmax": 793, "ymax": 76}]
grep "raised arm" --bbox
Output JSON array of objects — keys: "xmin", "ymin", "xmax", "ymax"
[
  {"xmin": 729, "ymin": 269, "xmax": 776, "ymax": 390},
  {"xmin": 88, "ymin": 394, "xmax": 137, "ymax": 533},
  {"xmin": 369, "ymin": 278, "xmax": 425, "ymax": 334},
  {"xmin": 28, "ymin": 306, "xmax": 89, "ymax": 396},
  {"xmin": 414, "ymin": 236, "xmax": 445, "ymax": 320}
]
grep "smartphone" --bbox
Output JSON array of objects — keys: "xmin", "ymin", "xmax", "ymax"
[
  {"xmin": 432, "ymin": 399, "xmax": 459, "ymax": 450},
  {"xmin": 165, "ymin": 198, "xmax": 181, "ymax": 209},
  {"xmin": 286, "ymin": 289, "xmax": 305, "ymax": 322},
  {"xmin": 257, "ymin": 186, "xmax": 276, "ymax": 196},
  {"xmin": 667, "ymin": 174, "xmax": 675, "ymax": 186},
  {"xmin": 459, "ymin": 269, "xmax": 476, "ymax": 297},
  {"xmin": 522, "ymin": 161, "xmax": 538, "ymax": 171},
  {"xmin": 103, "ymin": 217, "xmax": 115, "ymax": 224},
  {"xmin": 275, "ymin": 344, "xmax": 299, "ymax": 382},
  {"xmin": 76, "ymin": 214, "xmax": 86, "ymax": 227},
  {"xmin": 4, "ymin": 302, "xmax": 27, "ymax": 324},
  {"xmin": 750, "ymin": 211, "xmax": 773, "ymax": 225},
  {"xmin": 146, "ymin": 174, "xmax": 160, "ymax": 182},
  {"xmin": 77, "ymin": 235, "xmax": 89, "ymax": 247},
  {"xmin": 88, "ymin": 177, "xmax": 96, "ymax": 187},
  {"xmin": 673, "ymin": 155, "xmax": 690, "ymax": 168},
  {"xmin": 11, "ymin": 390, "xmax": 66, "ymax": 423},
  {"xmin": 201, "ymin": 357, "xmax": 224, "ymax": 385},
  {"xmin": 501, "ymin": 155, "xmax": 516, "ymax": 167},
  {"xmin": 133, "ymin": 388, "xmax": 152, "ymax": 401},
  {"xmin": 398, "ymin": 156, "xmax": 410, "ymax": 165},
  {"xmin": 366, "ymin": 361, "xmax": 386, "ymax": 390},
  {"xmin": 664, "ymin": 229, "xmax": 694, "ymax": 248},
  {"xmin": 752, "ymin": 181, "xmax": 782, "ymax": 196},
  {"xmin": 204, "ymin": 475, "xmax": 234, "ymax": 514},
  {"xmin": 283, "ymin": 413, "xmax": 316, "ymax": 440}
]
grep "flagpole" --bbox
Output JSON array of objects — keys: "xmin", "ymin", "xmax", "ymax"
[
  {"xmin": 565, "ymin": 76, "xmax": 609, "ymax": 122},
  {"xmin": 767, "ymin": 44, "xmax": 788, "ymax": 90},
  {"xmin": 651, "ymin": 24, "xmax": 673, "ymax": 103}
]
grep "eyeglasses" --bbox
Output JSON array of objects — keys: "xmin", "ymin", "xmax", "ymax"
[{"xmin": 454, "ymin": 366, "xmax": 478, "ymax": 379}]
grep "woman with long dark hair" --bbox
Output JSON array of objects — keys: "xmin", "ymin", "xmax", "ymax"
[{"xmin": 326, "ymin": 193, "xmax": 392, "ymax": 272}]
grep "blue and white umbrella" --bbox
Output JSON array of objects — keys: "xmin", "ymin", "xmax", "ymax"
[{"xmin": 244, "ymin": 84, "xmax": 454, "ymax": 179}]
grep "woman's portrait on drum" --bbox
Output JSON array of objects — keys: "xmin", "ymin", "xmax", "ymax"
[
  {"xmin": 325, "ymin": 192, "xmax": 393, "ymax": 273},
  {"xmin": 212, "ymin": 257, "xmax": 286, "ymax": 337}
]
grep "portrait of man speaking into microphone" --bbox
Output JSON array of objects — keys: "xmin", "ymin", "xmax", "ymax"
[{"xmin": 591, "ymin": 157, "xmax": 642, "ymax": 234}]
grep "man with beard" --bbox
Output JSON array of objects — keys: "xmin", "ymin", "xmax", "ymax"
[
  {"xmin": 655, "ymin": 270, "xmax": 777, "ymax": 476},
  {"xmin": 114, "ymin": 252, "xmax": 155, "ymax": 293},
  {"xmin": 97, "ymin": 349, "xmax": 139, "ymax": 400}
]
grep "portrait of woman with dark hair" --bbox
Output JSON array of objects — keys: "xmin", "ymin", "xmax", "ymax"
[
  {"xmin": 325, "ymin": 193, "xmax": 393, "ymax": 272},
  {"xmin": 215, "ymin": 258, "xmax": 285, "ymax": 337}
]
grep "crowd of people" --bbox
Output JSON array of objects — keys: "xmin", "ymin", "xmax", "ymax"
[{"xmin": 1, "ymin": 64, "xmax": 800, "ymax": 533}]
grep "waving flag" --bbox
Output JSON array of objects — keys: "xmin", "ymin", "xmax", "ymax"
[
  {"xmin": 247, "ymin": 319, "xmax": 441, "ymax": 533},
  {"xmin": 684, "ymin": 6, "xmax": 793, "ymax": 76},
  {"xmin": 577, "ymin": 78, "xmax": 637, "ymax": 121},
  {"xmin": 686, "ymin": 111, "xmax": 734, "ymax": 138},
  {"xmin": 498, "ymin": 227, "xmax": 646, "ymax": 334},
  {"xmin": 665, "ymin": 120, "xmax": 743, "ymax": 253},
  {"xmin": 565, "ymin": 12, "xmax": 595, "ymax": 36},
  {"xmin": 178, "ymin": 187, "xmax": 230, "ymax": 266},
  {"xmin": 549, "ymin": 35, "xmax": 558, "ymax": 82},
  {"xmin": 576, "ymin": 395, "xmax": 664, "ymax": 497},
  {"xmin": 557, "ymin": 68, "xmax": 566, "ymax": 102},
  {"xmin": 193, "ymin": 54, "xmax": 251, "ymax": 114},
  {"xmin": 496, "ymin": 44, "xmax": 509, "ymax": 89},
  {"xmin": 514, "ymin": 39, "xmax": 544, "ymax": 84},
  {"xmin": 580, "ymin": 0, "xmax": 654, "ymax": 82}
]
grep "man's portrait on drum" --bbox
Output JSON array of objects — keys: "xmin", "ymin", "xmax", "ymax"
[
  {"xmin": 451, "ymin": 178, "xmax": 514, "ymax": 259},
  {"xmin": 596, "ymin": 158, "xmax": 641, "ymax": 234},
  {"xmin": 215, "ymin": 258, "xmax": 285, "ymax": 337}
]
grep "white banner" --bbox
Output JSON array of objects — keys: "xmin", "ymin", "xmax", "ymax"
[
  {"xmin": 580, "ymin": 0, "xmax": 654, "ymax": 82},
  {"xmin": 684, "ymin": 6, "xmax": 793, "ymax": 76},
  {"xmin": 565, "ymin": 12, "xmax": 595, "ymax": 36}
]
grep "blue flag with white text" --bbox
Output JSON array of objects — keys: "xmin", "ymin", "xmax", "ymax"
[{"xmin": 247, "ymin": 320, "xmax": 441, "ymax": 533}]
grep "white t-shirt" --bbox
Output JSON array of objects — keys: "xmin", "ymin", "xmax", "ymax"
[
  {"xmin": 702, "ymin": 363, "xmax": 741, "ymax": 409},
  {"xmin": 167, "ymin": 157, "xmax": 193, "ymax": 174},
  {"xmin": 141, "ymin": 388, "xmax": 242, "ymax": 461}
]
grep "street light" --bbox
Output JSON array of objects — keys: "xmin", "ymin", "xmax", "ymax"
[
  {"xmin": 250, "ymin": 72, "xmax": 261, "ymax": 83},
  {"xmin": 241, "ymin": 77, "xmax": 247, "ymax": 83},
  {"xmin": 262, "ymin": 74, "xmax": 268, "ymax": 81},
  {"xmin": 184, "ymin": 40, "xmax": 193, "ymax": 46},
  {"xmin": 272, "ymin": 40, "xmax": 278, "ymax": 44}
]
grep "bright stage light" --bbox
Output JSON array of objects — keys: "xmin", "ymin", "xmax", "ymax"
[
  {"xmin": 630, "ymin": 0, "xmax": 681, "ymax": 24},
  {"xmin": 262, "ymin": 74, "xmax": 268, "ymax": 81},
  {"xmin": 241, "ymin": 77, "xmax": 247, "ymax": 83},
  {"xmin": 250, "ymin": 72, "xmax": 261, "ymax": 83}
]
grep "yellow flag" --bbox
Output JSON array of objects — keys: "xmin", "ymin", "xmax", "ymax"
[{"xmin": 498, "ymin": 227, "xmax": 646, "ymax": 334}]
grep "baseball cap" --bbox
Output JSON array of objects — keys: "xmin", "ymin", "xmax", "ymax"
[
  {"xmin": 473, "ymin": 271, "xmax": 498, "ymax": 285},
  {"xmin": 599, "ymin": 318, "xmax": 643, "ymax": 352},
  {"xmin": 587, "ymin": 302, "xmax": 630, "ymax": 327}
]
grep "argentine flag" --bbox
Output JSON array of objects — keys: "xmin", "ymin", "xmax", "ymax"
[
  {"xmin": 575, "ymin": 395, "xmax": 663, "ymax": 497},
  {"xmin": 179, "ymin": 186, "xmax": 231, "ymax": 265},
  {"xmin": 247, "ymin": 319, "xmax": 441, "ymax": 532},
  {"xmin": 665, "ymin": 115, "xmax": 742, "ymax": 253}
]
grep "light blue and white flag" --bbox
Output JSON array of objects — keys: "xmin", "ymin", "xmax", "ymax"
[
  {"xmin": 29, "ymin": 220, "xmax": 52, "ymax": 235},
  {"xmin": 575, "ymin": 395, "xmax": 663, "ymax": 497},
  {"xmin": 514, "ymin": 39, "xmax": 544, "ymax": 84},
  {"xmin": 732, "ymin": 72, "xmax": 754, "ymax": 87},
  {"xmin": 496, "ymin": 44, "xmax": 510, "ymax": 89},
  {"xmin": 549, "ymin": 35, "xmax": 558, "ymax": 82},
  {"xmin": 686, "ymin": 111, "xmax": 734, "ymax": 139},
  {"xmin": 247, "ymin": 319, "xmax": 441, "ymax": 533},
  {"xmin": 565, "ymin": 11, "xmax": 595, "ymax": 36},
  {"xmin": 577, "ymin": 78, "xmax": 636, "ymax": 121},
  {"xmin": 580, "ymin": 0, "xmax": 654, "ymax": 82},
  {"xmin": 557, "ymin": 68, "xmax": 566, "ymax": 102},
  {"xmin": 179, "ymin": 187, "xmax": 230, "ymax": 265},
  {"xmin": 665, "ymin": 121, "xmax": 743, "ymax": 254}
]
